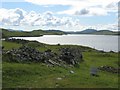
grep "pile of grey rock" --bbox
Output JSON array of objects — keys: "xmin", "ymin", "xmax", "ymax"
[
  {"xmin": 98, "ymin": 65, "xmax": 120, "ymax": 74},
  {"xmin": 4, "ymin": 46, "xmax": 44, "ymax": 63},
  {"xmin": 59, "ymin": 48, "xmax": 83, "ymax": 65},
  {"xmin": 3, "ymin": 46, "xmax": 83, "ymax": 66}
]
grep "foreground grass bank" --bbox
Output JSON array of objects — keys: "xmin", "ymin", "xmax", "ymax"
[{"xmin": 2, "ymin": 40, "xmax": 119, "ymax": 88}]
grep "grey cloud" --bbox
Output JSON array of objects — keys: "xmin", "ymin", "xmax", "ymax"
[
  {"xmin": 75, "ymin": 8, "xmax": 89, "ymax": 15},
  {"xmin": 106, "ymin": 2, "xmax": 118, "ymax": 9}
]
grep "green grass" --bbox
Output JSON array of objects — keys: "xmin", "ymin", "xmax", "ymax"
[
  {"xmin": 83, "ymin": 52, "xmax": 118, "ymax": 67},
  {"xmin": 2, "ymin": 40, "xmax": 119, "ymax": 88},
  {"xmin": 3, "ymin": 41, "xmax": 22, "ymax": 50},
  {"xmin": 2, "ymin": 53, "xmax": 118, "ymax": 88}
]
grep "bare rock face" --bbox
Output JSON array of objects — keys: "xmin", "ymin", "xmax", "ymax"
[{"xmin": 3, "ymin": 46, "xmax": 83, "ymax": 66}]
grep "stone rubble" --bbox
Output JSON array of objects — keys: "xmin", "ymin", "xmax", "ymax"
[
  {"xmin": 98, "ymin": 65, "xmax": 120, "ymax": 74},
  {"xmin": 3, "ymin": 46, "xmax": 83, "ymax": 66}
]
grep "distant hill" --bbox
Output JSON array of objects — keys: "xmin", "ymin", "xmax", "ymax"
[
  {"xmin": 1, "ymin": 28, "xmax": 66, "ymax": 38},
  {"xmin": 1, "ymin": 28, "xmax": 119, "ymax": 38},
  {"xmin": 80, "ymin": 29, "xmax": 97, "ymax": 34},
  {"xmin": 92, "ymin": 30, "xmax": 119, "ymax": 35},
  {"xmin": 66, "ymin": 29, "xmax": 97, "ymax": 34},
  {"xmin": 67, "ymin": 29, "xmax": 119, "ymax": 35}
]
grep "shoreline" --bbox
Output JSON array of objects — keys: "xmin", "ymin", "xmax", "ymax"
[
  {"xmin": 9, "ymin": 35, "xmax": 119, "ymax": 53},
  {"xmin": 2, "ymin": 38, "xmax": 119, "ymax": 88},
  {"xmin": 3, "ymin": 38, "xmax": 119, "ymax": 53}
]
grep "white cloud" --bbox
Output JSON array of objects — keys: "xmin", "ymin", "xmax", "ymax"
[
  {"xmin": 0, "ymin": 8, "xmax": 26, "ymax": 25},
  {"xmin": 0, "ymin": 8, "xmax": 117, "ymax": 31},
  {"xmin": 25, "ymin": 0, "xmax": 118, "ymax": 16},
  {"xmin": 20, "ymin": 11, "xmax": 40, "ymax": 26},
  {"xmin": 0, "ymin": 8, "xmax": 82, "ymax": 30}
]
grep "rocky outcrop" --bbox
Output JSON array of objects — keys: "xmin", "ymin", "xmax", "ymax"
[
  {"xmin": 59, "ymin": 48, "xmax": 83, "ymax": 65},
  {"xmin": 3, "ymin": 46, "xmax": 83, "ymax": 66},
  {"xmin": 98, "ymin": 66, "xmax": 120, "ymax": 74},
  {"xmin": 4, "ymin": 46, "xmax": 44, "ymax": 63}
]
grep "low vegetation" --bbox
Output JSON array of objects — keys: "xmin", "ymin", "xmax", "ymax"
[
  {"xmin": 1, "ymin": 28, "xmax": 66, "ymax": 38},
  {"xmin": 2, "ymin": 39, "xmax": 119, "ymax": 88}
]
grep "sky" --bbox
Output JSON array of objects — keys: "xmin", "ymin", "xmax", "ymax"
[{"xmin": 0, "ymin": 0, "xmax": 118, "ymax": 31}]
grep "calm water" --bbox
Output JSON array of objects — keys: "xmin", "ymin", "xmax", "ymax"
[{"xmin": 13, "ymin": 34, "xmax": 119, "ymax": 52}]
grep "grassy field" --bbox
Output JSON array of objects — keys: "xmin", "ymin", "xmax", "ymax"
[{"xmin": 2, "ymin": 40, "xmax": 119, "ymax": 88}]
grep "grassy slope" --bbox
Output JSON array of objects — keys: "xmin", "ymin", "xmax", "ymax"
[
  {"xmin": 2, "ymin": 41, "xmax": 119, "ymax": 88},
  {"xmin": 1, "ymin": 28, "xmax": 65, "ymax": 38}
]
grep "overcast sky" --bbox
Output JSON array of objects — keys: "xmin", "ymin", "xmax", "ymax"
[{"xmin": 0, "ymin": 0, "xmax": 118, "ymax": 31}]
